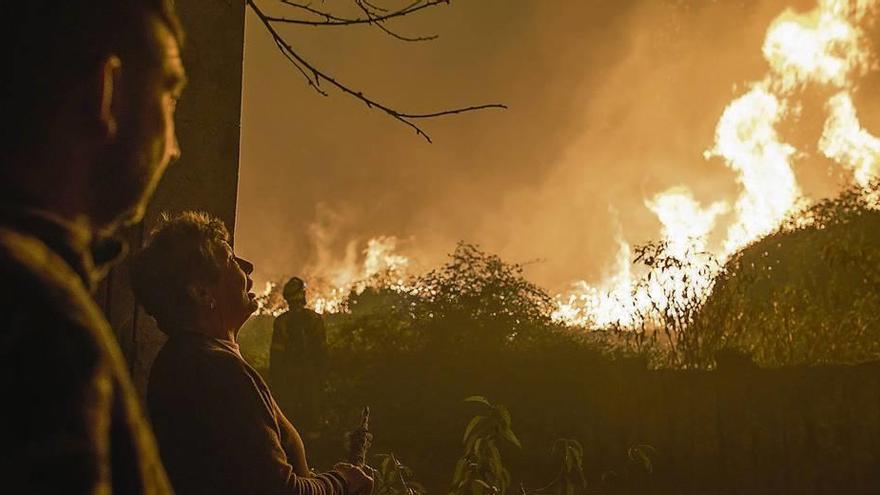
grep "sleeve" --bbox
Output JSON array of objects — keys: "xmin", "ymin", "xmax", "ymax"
[{"xmin": 212, "ymin": 356, "xmax": 348, "ymax": 495}]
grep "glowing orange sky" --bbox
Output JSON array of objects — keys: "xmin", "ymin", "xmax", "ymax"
[{"xmin": 236, "ymin": 0, "xmax": 880, "ymax": 293}]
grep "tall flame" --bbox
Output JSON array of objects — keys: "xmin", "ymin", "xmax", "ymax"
[
  {"xmin": 552, "ymin": 188, "xmax": 726, "ymax": 327},
  {"xmin": 555, "ymin": 0, "xmax": 879, "ymax": 328},
  {"xmin": 708, "ymin": 86, "xmax": 799, "ymax": 256},
  {"xmin": 820, "ymin": 92, "xmax": 880, "ymax": 186},
  {"xmin": 309, "ymin": 236, "xmax": 411, "ymax": 314}
]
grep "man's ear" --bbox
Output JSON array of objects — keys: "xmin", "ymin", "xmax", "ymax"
[
  {"xmin": 187, "ymin": 284, "xmax": 216, "ymax": 310},
  {"xmin": 97, "ymin": 55, "xmax": 123, "ymax": 139}
]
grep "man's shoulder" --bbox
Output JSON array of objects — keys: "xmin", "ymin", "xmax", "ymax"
[
  {"xmin": 273, "ymin": 311, "xmax": 290, "ymax": 327},
  {"xmin": 0, "ymin": 226, "xmax": 84, "ymax": 297},
  {"xmin": 291, "ymin": 307, "xmax": 323, "ymax": 323},
  {"xmin": 0, "ymin": 227, "xmax": 116, "ymax": 370}
]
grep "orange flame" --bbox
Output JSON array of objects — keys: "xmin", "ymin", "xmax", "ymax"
[
  {"xmin": 555, "ymin": 0, "xmax": 879, "ymax": 328},
  {"xmin": 308, "ymin": 236, "xmax": 411, "ymax": 314}
]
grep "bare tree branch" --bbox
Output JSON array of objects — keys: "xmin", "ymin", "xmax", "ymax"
[
  {"xmin": 360, "ymin": 0, "xmax": 391, "ymax": 12},
  {"xmin": 265, "ymin": 0, "xmax": 447, "ymax": 27},
  {"xmin": 247, "ymin": 0, "xmax": 506, "ymax": 142},
  {"xmin": 279, "ymin": 0, "xmax": 349, "ymax": 22},
  {"xmin": 353, "ymin": 0, "xmax": 437, "ymax": 42},
  {"xmin": 274, "ymin": 38, "xmax": 328, "ymax": 96}
]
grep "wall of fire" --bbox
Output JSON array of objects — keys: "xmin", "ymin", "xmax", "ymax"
[{"xmin": 95, "ymin": 0, "xmax": 246, "ymax": 394}]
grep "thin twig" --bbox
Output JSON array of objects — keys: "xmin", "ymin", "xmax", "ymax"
[
  {"xmin": 274, "ymin": 39, "xmax": 328, "ymax": 95},
  {"xmin": 279, "ymin": 0, "xmax": 349, "ymax": 22},
  {"xmin": 361, "ymin": 0, "xmax": 390, "ymax": 12},
  {"xmin": 354, "ymin": 0, "xmax": 437, "ymax": 42},
  {"xmin": 247, "ymin": 0, "xmax": 506, "ymax": 142},
  {"xmin": 266, "ymin": 0, "xmax": 447, "ymax": 27}
]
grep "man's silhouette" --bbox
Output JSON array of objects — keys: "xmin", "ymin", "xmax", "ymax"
[
  {"xmin": 0, "ymin": 2, "xmax": 186, "ymax": 492},
  {"xmin": 271, "ymin": 277, "xmax": 329, "ymax": 434}
]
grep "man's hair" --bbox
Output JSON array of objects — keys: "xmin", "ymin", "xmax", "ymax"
[
  {"xmin": 131, "ymin": 211, "xmax": 229, "ymax": 335},
  {"xmin": 1, "ymin": 0, "xmax": 183, "ymax": 156}
]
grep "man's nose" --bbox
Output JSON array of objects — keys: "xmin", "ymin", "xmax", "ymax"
[{"xmin": 236, "ymin": 256, "xmax": 254, "ymax": 275}]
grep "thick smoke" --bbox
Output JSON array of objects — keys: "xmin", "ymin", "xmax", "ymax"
[{"xmin": 236, "ymin": 0, "xmax": 879, "ymax": 297}]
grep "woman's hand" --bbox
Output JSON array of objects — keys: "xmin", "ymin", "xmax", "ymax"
[{"xmin": 334, "ymin": 462, "xmax": 374, "ymax": 495}]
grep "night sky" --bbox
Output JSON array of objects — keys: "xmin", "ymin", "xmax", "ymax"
[{"xmin": 236, "ymin": 0, "xmax": 880, "ymax": 292}]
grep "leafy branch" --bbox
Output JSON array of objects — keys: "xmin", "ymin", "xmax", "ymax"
[
  {"xmin": 521, "ymin": 439, "xmax": 586, "ymax": 495},
  {"xmin": 450, "ymin": 396, "xmax": 521, "ymax": 495}
]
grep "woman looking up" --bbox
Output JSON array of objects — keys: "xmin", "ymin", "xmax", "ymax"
[{"xmin": 131, "ymin": 211, "xmax": 372, "ymax": 495}]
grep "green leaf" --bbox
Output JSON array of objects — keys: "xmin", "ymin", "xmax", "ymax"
[
  {"xmin": 501, "ymin": 427, "xmax": 522, "ymax": 449},
  {"xmin": 495, "ymin": 405, "xmax": 512, "ymax": 428},
  {"xmin": 452, "ymin": 459, "xmax": 467, "ymax": 485},
  {"xmin": 568, "ymin": 441, "xmax": 584, "ymax": 470},
  {"xmin": 474, "ymin": 480, "xmax": 493, "ymax": 489},
  {"xmin": 487, "ymin": 441, "xmax": 503, "ymax": 477},
  {"xmin": 500, "ymin": 468, "xmax": 511, "ymax": 492},
  {"xmin": 464, "ymin": 396, "xmax": 491, "ymax": 407},
  {"xmin": 572, "ymin": 447, "xmax": 584, "ymax": 472},
  {"xmin": 463, "ymin": 415, "xmax": 486, "ymax": 443},
  {"xmin": 473, "ymin": 479, "xmax": 486, "ymax": 495},
  {"xmin": 473, "ymin": 437, "xmax": 484, "ymax": 457}
]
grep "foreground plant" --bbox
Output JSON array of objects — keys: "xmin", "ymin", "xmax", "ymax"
[
  {"xmin": 450, "ymin": 396, "xmax": 521, "ymax": 495},
  {"xmin": 374, "ymin": 453, "xmax": 426, "ymax": 495},
  {"xmin": 522, "ymin": 439, "xmax": 587, "ymax": 495}
]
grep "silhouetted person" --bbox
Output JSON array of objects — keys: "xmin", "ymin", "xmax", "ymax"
[
  {"xmin": 271, "ymin": 277, "xmax": 330, "ymax": 434},
  {"xmin": 0, "ymin": 1, "xmax": 185, "ymax": 492},
  {"xmin": 131, "ymin": 212, "xmax": 372, "ymax": 495}
]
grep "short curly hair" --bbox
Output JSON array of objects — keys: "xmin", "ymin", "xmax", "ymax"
[{"xmin": 131, "ymin": 211, "xmax": 230, "ymax": 335}]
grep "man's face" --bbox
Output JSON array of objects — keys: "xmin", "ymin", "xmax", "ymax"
[
  {"xmin": 209, "ymin": 241, "xmax": 259, "ymax": 332},
  {"xmin": 92, "ymin": 15, "xmax": 186, "ymax": 229}
]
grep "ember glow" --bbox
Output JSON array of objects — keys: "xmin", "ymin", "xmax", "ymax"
[{"xmin": 554, "ymin": 0, "xmax": 879, "ymax": 328}]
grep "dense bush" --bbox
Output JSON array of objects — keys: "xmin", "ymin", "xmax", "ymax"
[
  {"xmin": 693, "ymin": 184, "xmax": 880, "ymax": 366},
  {"xmin": 235, "ymin": 185, "xmax": 880, "ymax": 492}
]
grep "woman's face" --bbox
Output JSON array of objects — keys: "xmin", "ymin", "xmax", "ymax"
[{"xmin": 208, "ymin": 241, "xmax": 258, "ymax": 333}]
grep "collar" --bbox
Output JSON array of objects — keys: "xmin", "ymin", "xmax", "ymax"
[
  {"xmin": 173, "ymin": 331, "xmax": 243, "ymax": 357},
  {"xmin": 0, "ymin": 205, "xmax": 127, "ymax": 291}
]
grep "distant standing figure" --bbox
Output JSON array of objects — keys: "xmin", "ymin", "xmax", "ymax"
[{"xmin": 271, "ymin": 277, "xmax": 329, "ymax": 434}]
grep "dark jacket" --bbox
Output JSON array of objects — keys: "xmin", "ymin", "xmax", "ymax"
[
  {"xmin": 269, "ymin": 308, "xmax": 328, "ymax": 428},
  {"xmin": 0, "ymin": 209, "xmax": 172, "ymax": 493},
  {"xmin": 148, "ymin": 332, "xmax": 347, "ymax": 495}
]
